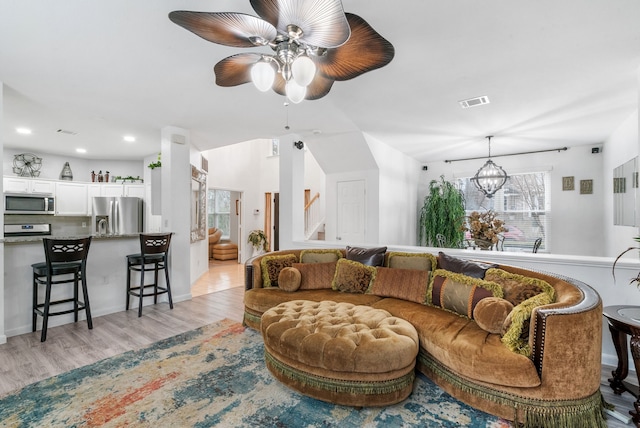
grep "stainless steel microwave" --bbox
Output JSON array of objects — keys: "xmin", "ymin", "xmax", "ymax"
[{"xmin": 4, "ymin": 194, "xmax": 55, "ymax": 214}]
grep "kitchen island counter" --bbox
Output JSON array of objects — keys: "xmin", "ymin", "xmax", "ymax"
[
  {"xmin": 3, "ymin": 234, "xmax": 140, "ymax": 244},
  {"xmin": 2, "ymin": 234, "xmax": 182, "ymax": 339}
]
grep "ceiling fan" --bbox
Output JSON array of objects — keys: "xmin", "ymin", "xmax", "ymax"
[{"xmin": 169, "ymin": 0, "xmax": 395, "ymax": 103}]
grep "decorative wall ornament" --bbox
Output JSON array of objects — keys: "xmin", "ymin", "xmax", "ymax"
[
  {"xmin": 562, "ymin": 176, "xmax": 574, "ymax": 191},
  {"xmin": 13, "ymin": 153, "xmax": 42, "ymax": 177},
  {"xmin": 580, "ymin": 179, "xmax": 593, "ymax": 195}
]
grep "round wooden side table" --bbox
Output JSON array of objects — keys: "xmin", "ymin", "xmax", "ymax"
[{"xmin": 604, "ymin": 305, "xmax": 640, "ymax": 427}]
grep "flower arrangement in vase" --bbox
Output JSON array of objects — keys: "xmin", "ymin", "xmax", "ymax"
[{"xmin": 463, "ymin": 210, "xmax": 506, "ymax": 250}]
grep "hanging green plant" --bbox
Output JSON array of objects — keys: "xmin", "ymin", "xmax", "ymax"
[
  {"xmin": 418, "ymin": 175, "xmax": 466, "ymax": 248},
  {"xmin": 148, "ymin": 152, "xmax": 162, "ymax": 169}
]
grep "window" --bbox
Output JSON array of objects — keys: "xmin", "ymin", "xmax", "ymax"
[
  {"xmin": 207, "ymin": 189, "xmax": 231, "ymax": 238},
  {"xmin": 457, "ymin": 171, "xmax": 549, "ymax": 251}
]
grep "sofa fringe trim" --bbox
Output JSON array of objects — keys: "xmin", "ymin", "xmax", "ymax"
[
  {"xmin": 243, "ymin": 311, "xmax": 261, "ymax": 326},
  {"xmin": 265, "ymin": 351, "xmax": 415, "ymax": 396},
  {"xmin": 418, "ymin": 351, "xmax": 606, "ymax": 428}
]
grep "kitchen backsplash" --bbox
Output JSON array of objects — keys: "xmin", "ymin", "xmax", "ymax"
[{"xmin": 4, "ymin": 214, "xmax": 92, "ymax": 237}]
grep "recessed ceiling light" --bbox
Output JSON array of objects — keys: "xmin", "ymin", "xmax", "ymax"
[
  {"xmin": 76, "ymin": 148, "xmax": 87, "ymax": 154},
  {"xmin": 16, "ymin": 127, "xmax": 32, "ymax": 135},
  {"xmin": 123, "ymin": 135, "xmax": 136, "ymax": 142}
]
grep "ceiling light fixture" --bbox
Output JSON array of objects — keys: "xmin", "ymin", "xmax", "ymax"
[
  {"xmin": 16, "ymin": 127, "xmax": 32, "ymax": 135},
  {"xmin": 470, "ymin": 136, "xmax": 508, "ymax": 199},
  {"xmin": 123, "ymin": 135, "xmax": 136, "ymax": 142},
  {"xmin": 76, "ymin": 148, "xmax": 87, "ymax": 154},
  {"xmin": 169, "ymin": 0, "xmax": 394, "ymax": 103}
]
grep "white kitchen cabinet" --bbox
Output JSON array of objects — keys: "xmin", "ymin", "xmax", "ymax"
[
  {"xmin": 101, "ymin": 184, "xmax": 125, "ymax": 197},
  {"xmin": 124, "ymin": 184, "xmax": 145, "ymax": 199},
  {"xmin": 55, "ymin": 182, "xmax": 88, "ymax": 215},
  {"xmin": 3, "ymin": 177, "xmax": 55, "ymax": 195}
]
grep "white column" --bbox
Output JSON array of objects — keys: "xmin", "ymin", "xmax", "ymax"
[
  {"xmin": 160, "ymin": 127, "xmax": 192, "ymax": 302},
  {"xmin": 278, "ymin": 134, "xmax": 305, "ymax": 249},
  {"xmin": 0, "ymin": 83, "xmax": 6, "ymax": 344}
]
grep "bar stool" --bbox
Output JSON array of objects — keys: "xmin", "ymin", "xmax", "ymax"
[
  {"xmin": 126, "ymin": 233, "xmax": 173, "ymax": 317},
  {"xmin": 32, "ymin": 237, "xmax": 93, "ymax": 342}
]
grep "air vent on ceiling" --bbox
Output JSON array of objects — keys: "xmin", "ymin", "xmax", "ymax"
[
  {"xmin": 57, "ymin": 129, "xmax": 78, "ymax": 135},
  {"xmin": 459, "ymin": 96, "xmax": 490, "ymax": 109}
]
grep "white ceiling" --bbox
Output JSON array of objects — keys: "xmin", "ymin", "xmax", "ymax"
[{"xmin": 0, "ymin": 0, "xmax": 639, "ymax": 162}]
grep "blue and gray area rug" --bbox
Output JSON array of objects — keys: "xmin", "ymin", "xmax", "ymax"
[{"xmin": 0, "ymin": 318, "xmax": 511, "ymax": 427}]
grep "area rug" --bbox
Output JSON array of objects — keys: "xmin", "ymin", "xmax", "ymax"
[{"xmin": 0, "ymin": 319, "xmax": 511, "ymax": 427}]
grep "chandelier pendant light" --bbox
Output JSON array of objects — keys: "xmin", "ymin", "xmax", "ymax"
[
  {"xmin": 470, "ymin": 136, "xmax": 508, "ymax": 198},
  {"xmin": 169, "ymin": 0, "xmax": 394, "ymax": 103}
]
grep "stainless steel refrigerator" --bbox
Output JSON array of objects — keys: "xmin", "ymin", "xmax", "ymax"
[{"xmin": 92, "ymin": 196, "xmax": 143, "ymax": 236}]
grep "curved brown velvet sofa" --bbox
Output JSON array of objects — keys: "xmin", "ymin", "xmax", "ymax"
[{"xmin": 243, "ymin": 249, "xmax": 605, "ymax": 428}]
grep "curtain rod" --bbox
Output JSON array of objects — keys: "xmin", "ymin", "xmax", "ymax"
[{"xmin": 444, "ymin": 147, "xmax": 568, "ymax": 163}]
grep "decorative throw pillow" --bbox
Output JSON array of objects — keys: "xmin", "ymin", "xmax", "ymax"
[
  {"xmin": 367, "ymin": 267, "xmax": 430, "ymax": 304},
  {"xmin": 385, "ymin": 251, "xmax": 437, "ymax": 272},
  {"xmin": 332, "ymin": 259, "xmax": 376, "ymax": 293},
  {"xmin": 278, "ymin": 267, "xmax": 301, "ymax": 292},
  {"xmin": 484, "ymin": 268, "xmax": 556, "ymax": 306},
  {"xmin": 299, "ymin": 249, "xmax": 343, "ymax": 264},
  {"xmin": 293, "ymin": 262, "xmax": 338, "ymax": 290},
  {"xmin": 429, "ymin": 269, "xmax": 503, "ymax": 318},
  {"xmin": 260, "ymin": 254, "xmax": 298, "ymax": 288},
  {"xmin": 346, "ymin": 246, "xmax": 387, "ymax": 267},
  {"xmin": 501, "ymin": 292, "xmax": 555, "ymax": 356},
  {"xmin": 437, "ymin": 252, "xmax": 498, "ymax": 279},
  {"xmin": 473, "ymin": 297, "xmax": 514, "ymax": 334}
]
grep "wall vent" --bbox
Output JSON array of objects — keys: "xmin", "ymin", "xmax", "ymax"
[
  {"xmin": 57, "ymin": 129, "xmax": 78, "ymax": 135},
  {"xmin": 459, "ymin": 96, "xmax": 490, "ymax": 109}
]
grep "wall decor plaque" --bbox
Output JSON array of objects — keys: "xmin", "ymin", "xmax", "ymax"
[
  {"xmin": 580, "ymin": 179, "xmax": 593, "ymax": 195},
  {"xmin": 562, "ymin": 176, "xmax": 574, "ymax": 191}
]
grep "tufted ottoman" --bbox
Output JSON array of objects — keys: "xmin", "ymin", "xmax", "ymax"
[{"xmin": 260, "ymin": 300, "xmax": 419, "ymax": 407}]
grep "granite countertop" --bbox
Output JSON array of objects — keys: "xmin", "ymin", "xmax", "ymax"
[{"xmin": 3, "ymin": 234, "xmax": 139, "ymax": 244}]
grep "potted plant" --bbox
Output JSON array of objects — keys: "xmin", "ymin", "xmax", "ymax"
[
  {"xmin": 248, "ymin": 229, "xmax": 269, "ymax": 256},
  {"xmin": 418, "ymin": 175, "xmax": 466, "ymax": 247},
  {"xmin": 612, "ymin": 237, "xmax": 640, "ymax": 285},
  {"xmin": 462, "ymin": 210, "xmax": 506, "ymax": 250}
]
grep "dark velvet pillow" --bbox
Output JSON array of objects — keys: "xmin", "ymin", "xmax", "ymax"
[
  {"xmin": 437, "ymin": 252, "xmax": 498, "ymax": 279},
  {"xmin": 346, "ymin": 246, "xmax": 387, "ymax": 267}
]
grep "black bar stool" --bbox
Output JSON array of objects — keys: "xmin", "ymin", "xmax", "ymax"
[
  {"xmin": 126, "ymin": 233, "xmax": 173, "ymax": 317},
  {"xmin": 32, "ymin": 237, "xmax": 93, "ymax": 342}
]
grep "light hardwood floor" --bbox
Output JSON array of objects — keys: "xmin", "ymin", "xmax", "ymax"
[
  {"xmin": 0, "ymin": 260, "xmax": 245, "ymax": 397},
  {"xmin": 0, "ymin": 259, "xmax": 638, "ymax": 427}
]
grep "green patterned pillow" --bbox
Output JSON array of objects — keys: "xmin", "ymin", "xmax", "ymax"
[
  {"xmin": 385, "ymin": 251, "xmax": 436, "ymax": 272},
  {"xmin": 484, "ymin": 268, "xmax": 555, "ymax": 306},
  {"xmin": 332, "ymin": 259, "xmax": 376, "ymax": 293},
  {"xmin": 429, "ymin": 269, "xmax": 503, "ymax": 319},
  {"xmin": 501, "ymin": 292, "xmax": 554, "ymax": 356},
  {"xmin": 260, "ymin": 254, "xmax": 298, "ymax": 288},
  {"xmin": 299, "ymin": 249, "xmax": 343, "ymax": 264}
]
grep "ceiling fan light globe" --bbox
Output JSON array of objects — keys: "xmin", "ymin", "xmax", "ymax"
[
  {"xmin": 285, "ymin": 80, "xmax": 306, "ymax": 104},
  {"xmin": 292, "ymin": 56, "xmax": 316, "ymax": 87},
  {"xmin": 251, "ymin": 61, "xmax": 275, "ymax": 92}
]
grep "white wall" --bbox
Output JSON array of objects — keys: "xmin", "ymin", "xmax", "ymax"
[
  {"xmin": 604, "ymin": 110, "xmax": 639, "ymax": 258},
  {"xmin": 365, "ymin": 133, "xmax": 421, "ymax": 245},
  {"xmin": 3, "ymin": 147, "xmax": 143, "ymax": 182},
  {"xmin": 422, "ymin": 145, "xmax": 607, "ymax": 256}
]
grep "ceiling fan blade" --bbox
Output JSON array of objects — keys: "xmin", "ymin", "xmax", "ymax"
[
  {"xmin": 169, "ymin": 11, "xmax": 277, "ymax": 48},
  {"xmin": 250, "ymin": 0, "xmax": 350, "ymax": 48},
  {"xmin": 214, "ymin": 53, "xmax": 264, "ymax": 86},
  {"xmin": 273, "ymin": 74, "xmax": 334, "ymax": 100},
  {"xmin": 315, "ymin": 13, "xmax": 395, "ymax": 81}
]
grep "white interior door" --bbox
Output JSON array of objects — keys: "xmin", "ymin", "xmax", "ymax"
[{"xmin": 336, "ymin": 180, "xmax": 365, "ymax": 243}]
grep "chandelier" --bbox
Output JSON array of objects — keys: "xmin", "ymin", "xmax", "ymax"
[
  {"xmin": 169, "ymin": 0, "xmax": 394, "ymax": 104},
  {"xmin": 470, "ymin": 136, "xmax": 508, "ymax": 198}
]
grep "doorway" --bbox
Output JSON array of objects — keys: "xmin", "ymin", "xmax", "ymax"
[{"xmin": 336, "ymin": 180, "xmax": 366, "ymax": 243}]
